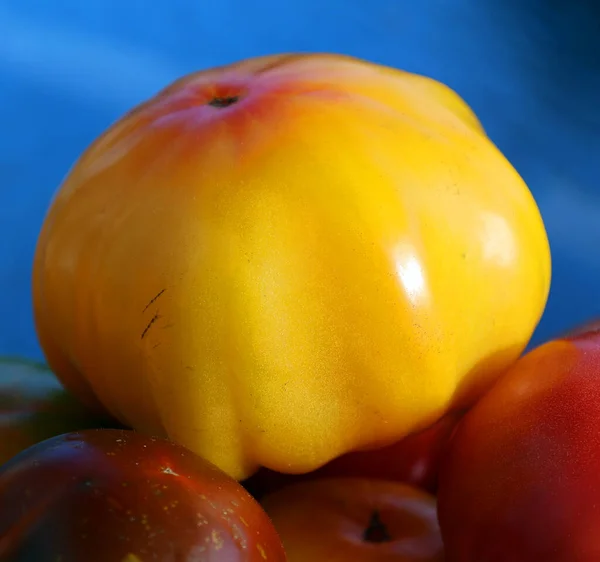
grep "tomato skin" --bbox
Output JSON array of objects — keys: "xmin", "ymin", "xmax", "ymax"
[
  {"xmin": 0, "ymin": 357, "xmax": 116, "ymax": 464},
  {"xmin": 33, "ymin": 52, "xmax": 551, "ymax": 480},
  {"xmin": 0, "ymin": 429, "xmax": 286, "ymax": 561},
  {"xmin": 437, "ymin": 328, "xmax": 600, "ymax": 562},
  {"xmin": 244, "ymin": 411, "xmax": 461, "ymax": 499},
  {"xmin": 261, "ymin": 477, "xmax": 443, "ymax": 562}
]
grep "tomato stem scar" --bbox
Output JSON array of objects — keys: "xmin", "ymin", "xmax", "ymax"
[{"xmin": 362, "ymin": 510, "xmax": 391, "ymax": 543}]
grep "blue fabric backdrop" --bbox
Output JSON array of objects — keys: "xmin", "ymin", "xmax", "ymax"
[{"xmin": 2, "ymin": 0, "xmax": 599, "ymax": 360}]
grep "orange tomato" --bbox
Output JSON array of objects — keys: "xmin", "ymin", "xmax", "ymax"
[{"xmin": 261, "ymin": 477, "xmax": 443, "ymax": 561}]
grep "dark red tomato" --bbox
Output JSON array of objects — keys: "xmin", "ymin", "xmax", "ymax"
[
  {"xmin": 0, "ymin": 429, "xmax": 286, "ymax": 561},
  {"xmin": 244, "ymin": 411, "xmax": 461, "ymax": 500}
]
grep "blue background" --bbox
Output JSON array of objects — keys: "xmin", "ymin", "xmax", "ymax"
[{"xmin": 1, "ymin": 0, "xmax": 599, "ymax": 361}]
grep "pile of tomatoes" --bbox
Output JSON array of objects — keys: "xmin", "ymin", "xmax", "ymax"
[
  {"xmin": 2, "ymin": 53, "xmax": 595, "ymax": 561},
  {"xmin": 4, "ymin": 326, "xmax": 600, "ymax": 561}
]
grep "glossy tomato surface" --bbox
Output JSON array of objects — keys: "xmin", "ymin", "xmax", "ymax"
[
  {"xmin": 262, "ymin": 477, "xmax": 443, "ymax": 561},
  {"xmin": 437, "ymin": 327, "xmax": 600, "ymax": 561},
  {"xmin": 0, "ymin": 429, "xmax": 286, "ymax": 561}
]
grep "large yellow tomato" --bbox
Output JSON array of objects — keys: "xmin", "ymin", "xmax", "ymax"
[{"xmin": 32, "ymin": 53, "xmax": 551, "ymax": 480}]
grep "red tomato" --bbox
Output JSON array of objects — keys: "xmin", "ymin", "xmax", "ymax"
[
  {"xmin": 437, "ymin": 326, "xmax": 600, "ymax": 561},
  {"xmin": 244, "ymin": 411, "xmax": 461, "ymax": 499},
  {"xmin": 0, "ymin": 429, "xmax": 286, "ymax": 561},
  {"xmin": 261, "ymin": 477, "xmax": 443, "ymax": 561}
]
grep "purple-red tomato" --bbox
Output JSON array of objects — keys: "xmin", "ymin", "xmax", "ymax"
[{"xmin": 0, "ymin": 429, "xmax": 286, "ymax": 561}]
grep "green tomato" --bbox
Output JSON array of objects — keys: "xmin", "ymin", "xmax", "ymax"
[{"xmin": 0, "ymin": 356, "xmax": 117, "ymax": 465}]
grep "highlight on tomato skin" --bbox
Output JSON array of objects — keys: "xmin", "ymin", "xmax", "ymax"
[
  {"xmin": 260, "ymin": 476, "xmax": 444, "ymax": 562},
  {"xmin": 0, "ymin": 429, "xmax": 286, "ymax": 562},
  {"xmin": 437, "ymin": 328, "xmax": 600, "ymax": 562}
]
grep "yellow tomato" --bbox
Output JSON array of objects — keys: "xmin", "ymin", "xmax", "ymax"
[{"xmin": 32, "ymin": 53, "xmax": 551, "ymax": 480}]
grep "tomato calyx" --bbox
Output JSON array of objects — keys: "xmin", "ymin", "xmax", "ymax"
[
  {"xmin": 207, "ymin": 95, "xmax": 241, "ymax": 108},
  {"xmin": 362, "ymin": 510, "xmax": 391, "ymax": 543}
]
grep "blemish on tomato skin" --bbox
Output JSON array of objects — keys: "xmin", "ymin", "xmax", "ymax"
[
  {"xmin": 231, "ymin": 522, "xmax": 248, "ymax": 550},
  {"xmin": 257, "ymin": 543, "xmax": 268, "ymax": 559},
  {"xmin": 211, "ymin": 529, "xmax": 224, "ymax": 550}
]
